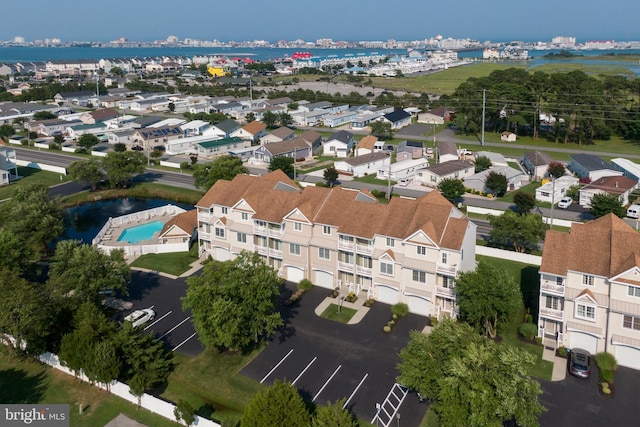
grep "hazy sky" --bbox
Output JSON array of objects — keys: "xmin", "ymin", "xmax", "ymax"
[{"xmin": 3, "ymin": 0, "xmax": 639, "ymax": 43}]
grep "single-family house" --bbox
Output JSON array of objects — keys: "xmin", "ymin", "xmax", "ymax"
[
  {"xmin": 231, "ymin": 121, "xmax": 267, "ymax": 143},
  {"xmin": 299, "ymin": 130, "xmax": 323, "ymax": 155},
  {"xmin": 323, "ymin": 111, "xmax": 358, "ymax": 128},
  {"xmin": 355, "ymin": 136, "xmax": 379, "ymax": 156},
  {"xmin": 522, "ymin": 151, "xmax": 555, "ymax": 180},
  {"xmin": 475, "ymin": 151, "xmax": 508, "ymax": 168},
  {"xmin": 535, "ymin": 175, "xmax": 580, "ymax": 204},
  {"xmin": 106, "ymin": 129, "xmax": 137, "ymax": 146},
  {"xmin": 252, "ymin": 137, "xmax": 312, "ymax": 165},
  {"xmin": 437, "ymin": 140, "xmax": 459, "ymax": 164},
  {"xmin": 54, "ymin": 90, "xmax": 96, "ymax": 106},
  {"xmin": 611, "ymin": 158, "xmax": 640, "ymax": 182},
  {"xmin": 260, "ymin": 127, "xmax": 295, "ymax": 145},
  {"xmin": 417, "ymin": 106, "xmax": 453, "ymax": 124},
  {"xmin": 382, "ymin": 110, "xmax": 412, "ymax": 130},
  {"xmin": 0, "ymin": 147, "xmax": 18, "ymax": 185},
  {"xmin": 568, "ymin": 153, "xmax": 622, "ymax": 181},
  {"xmin": 501, "ymin": 131, "xmax": 517, "ymax": 142},
  {"xmin": 463, "ymin": 166, "xmax": 526, "ymax": 194},
  {"xmin": 334, "ymin": 152, "xmax": 390, "ymax": 178},
  {"xmin": 416, "ymin": 160, "xmax": 475, "ymax": 188},
  {"xmin": 132, "ymin": 126, "xmax": 184, "ymax": 149},
  {"xmin": 80, "ymin": 108, "xmax": 119, "ymax": 125},
  {"xmin": 578, "ymin": 176, "xmax": 638, "ymax": 208},
  {"xmin": 397, "ymin": 140, "xmax": 424, "ymax": 160},
  {"xmin": 323, "ymin": 130, "xmax": 355, "ymax": 158},
  {"xmin": 204, "ymin": 119, "xmax": 240, "ymax": 139},
  {"xmin": 376, "ymin": 158, "xmax": 430, "ymax": 182},
  {"xmin": 181, "ymin": 120, "xmax": 211, "ymax": 137},
  {"xmin": 196, "ymin": 137, "xmax": 249, "ymax": 159},
  {"xmin": 32, "ymin": 118, "xmax": 82, "ymax": 136}
]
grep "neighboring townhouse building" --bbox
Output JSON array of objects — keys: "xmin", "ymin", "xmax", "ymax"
[
  {"xmin": 334, "ymin": 152, "xmax": 390, "ymax": 178},
  {"xmin": 416, "ymin": 160, "xmax": 475, "ymax": 188},
  {"xmin": 568, "ymin": 153, "xmax": 622, "ymax": 181},
  {"xmin": 611, "ymin": 158, "xmax": 640, "ymax": 182},
  {"xmin": 252, "ymin": 137, "xmax": 313, "ymax": 165},
  {"xmin": 578, "ymin": 175, "xmax": 638, "ymax": 208},
  {"xmin": 535, "ymin": 175, "xmax": 580, "ymax": 204},
  {"xmin": 195, "ymin": 170, "xmax": 477, "ymax": 318},
  {"xmin": 538, "ymin": 214, "xmax": 640, "ymax": 370},
  {"xmin": 437, "ymin": 140, "xmax": 459, "ymax": 163},
  {"xmin": 0, "ymin": 147, "xmax": 18, "ymax": 185},
  {"xmin": 323, "ymin": 130, "xmax": 355, "ymax": 158},
  {"xmin": 355, "ymin": 135, "xmax": 379, "ymax": 156},
  {"xmin": 376, "ymin": 158, "xmax": 430, "ymax": 182},
  {"xmin": 231, "ymin": 121, "xmax": 267, "ymax": 144},
  {"xmin": 260, "ymin": 127, "xmax": 295, "ymax": 145},
  {"xmin": 397, "ymin": 140, "xmax": 424, "ymax": 159},
  {"xmin": 299, "ymin": 130, "xmax": 323, "ymax": 155},
  {"xmin": 382, "ymin": 109, "xmax": 412, "ymax": 130},
  {"xmin": 196, "ymin": 137, "xmax": 249, "ymax": 159},
  {"xmin": 464, "ymin": 166, "xmax": 526, "ymax": 194},
  {"xmin": 522, "ymin": 151, "xmax": 554, "ymax": 180}
]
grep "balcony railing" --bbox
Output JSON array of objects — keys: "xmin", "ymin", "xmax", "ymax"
[
  {"xmin": 268, "ymin": 248, "xmax": 282, "ymax": 258},
  {"xmin": 436, "ymin": 263, "xmax": 457, "ymax": 276},
  {"xmin": 338, "ymin": 261, "xmax": 354, "ymax": 272},
  {"xmin": 198, "ymin": 212, "xmax": 212, "ymax": 223},
  {"xmin": 338, "ymin": 240, "xmax": 355, "ymax": 251},
  {"xmin": 541, "ymin": 280, "xmax": 565, "ymax": 295},
  {"xmin": 198, "ymin": 230, "xmax": 211, "ymax": 241},
  {"xmin": 254, "ymin": 246, "xmax": 268, "ymax": 256},
  {"xmin": 268, "ymin": 228, "xmax": 284, "ymax": 239},
  {"xmin": 435, "ymin": 286, "xmax": 456, "ymax": 298},
  {"xmin": 355, "ymin": 243, "xmax": 373, "ymax": 255},
  {"xmin": 356, "ymin": 265, "xmax": 372, "ymax": 276},
  {"xmin": 540, "ymin": 307, "xmax": 564, "ymax": 320},
  {"xmin": 254, "ymin": 225, "xmax": 267, "ymax": 235}
]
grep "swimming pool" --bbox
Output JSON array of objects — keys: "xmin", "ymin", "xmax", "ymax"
[{"xmin": 117, "ymin": 220, "xmax": 165, "ymax": 243}]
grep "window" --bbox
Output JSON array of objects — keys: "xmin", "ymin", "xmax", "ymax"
[
  {"xmin": 241, "ymin": 212, "xmax": 248, "ymax": 220},
  {"xmin": 289, "ymin": 243, "xmax": 301, "ymax": 256},
  {"xmin": 215, "ymin": 227, "xmax": 225, "ymax": 238},
  {"xmin": 319, "ymin": 248, "xmax": 330, "ymax": 260},
  {"xmin": 556, "ymin": 277, "xmax": 564, "ymax": 286},
  {"xmin": 545, "ymin": 295, "xmax": 560, "ymax": 310},
  {"xmin": 442, "ymin": 276, "xmax": 454, "ymax": 289},
  {"xmin": 323, "ymin": 225, "xmax": 331, "ymax": 235},
  {"xmin": 416, "ymin": 245, "xmax": 426, "ymax": 256},
  {"xmin": 623, "ymin": 315, "xmax": 640, "ymax": 331},
  {"xmin": 582, "ymin": 275, "xmax": 594, "ymax": 286},
  {"xmin": 628, "ymin": 286, "xmax": 640, "ymax": 298},
  {"xmin": 576, "ymin": 303, "xmax": 596, "ymax": 321},
  {"xmin": 221, "ymin": 207, "xmax": 228, "ymax": 214},
  {"xmin": 380, "ymin": 262, "xmax": 394, "ymax": 276},
  {"xmin": 441, "ymin": 252, "xmax": 448, "ymax": 264},
  {"xmin": 430, "ymin": 175, "xmax": 437, "ymax": 183},
  {"xmin": 412, "ymin": 270, "xmax": 426, "ymax": 283},
  {"xmin": 386, "ymin": 237, "xmax": 395, "ymax": 247},
  {"xmin": 236, "ymin": 232, "xmax": 246, "ymax": 243},
  {"xmin": 294, "ymin": 222, "xmax": 302, "ymax": 231}
]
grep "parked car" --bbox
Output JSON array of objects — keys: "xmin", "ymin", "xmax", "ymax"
[
  {"xmin": 557, "ymin": 197, "xmax": 573, "ymax": 209},
  {"xmin": 569, "ymin": 348, "xmax": 591, "ymax": 379},
  {"xmin": 398, "ymin": 178, "xmax": 409, "ymax": 187},
  {"xmin": 627, "ymin": 204, "xmax": 640, "ymax": 219},
  {"xmin": 124, "ymin": 308, "xmax": 155, "ymax": 328}
]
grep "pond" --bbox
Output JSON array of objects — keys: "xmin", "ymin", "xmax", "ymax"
[{"xmin": 63, "ymin": 197, "xmax": 194, "ymax": 244}]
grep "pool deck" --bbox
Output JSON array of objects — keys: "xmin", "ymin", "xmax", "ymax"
[{"xmin": 96, "ymin": 214, "xmax": 174, "ymax": 247}]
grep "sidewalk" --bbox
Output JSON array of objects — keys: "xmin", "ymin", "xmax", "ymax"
[
  {"xmin": 129, "ymin": 259, "xmax": 204, "ymax": 280},
  {"xmin": 542, "ymin": 345, "xmax": 567, "ymax": 381}
]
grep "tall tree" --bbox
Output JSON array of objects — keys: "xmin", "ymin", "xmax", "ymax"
[
  {"xmin": 489, "ymin": 210, "xmax": 547, "ymax": 253},
  {"xmin": 243, "ymin": 380, "xmax": 310, "ymax": 427},
  {"xmin": 192, "ymin": 155, "xmax": 248, "ymax": 190},
  {"xmin": 67, "ymin": 159, "xmax": 104, "ymax": 191},
  {"xmin": 485, "ymin": 171, "xmax": 508, "ymax": 196},
  {"xmin": 547, "ymin": 162, "xmax": 566, "ymax": 179},
  {"xmin": 589, "ymin": 193, "xmax": 626, "ymax": 218},
  {"xmin": 437, "ymin": 178, "xmax": 465, "ymax": 203},
  {"xmin": 0, "ymin": 229, "xmax": 33, "ymax": 274},
  {"xmin": 101, "ymin": 151, "xmax": 146, "ymax": 188},
  {"xmin": 369, "ymin": 121, "xmax": 393, "ymax": 140},
  {"xmin": 262, "ymin": 111, "xmax": 278, "ymax": 128},
  {"xmin": 174, "ymin": 400, "xmax": 196, "ymax": 427},
  {"xmin": 454, "ymin": 260, "xmax": 522, "ymax": 338},
  {"xmin": 323, "ymin": 167, "xmax": 339, "ymax": 187},
  {"xmin": 77, "ymin": 133, "xmax": 100, "ymax": 151},
  {"xmin": 474, "ymin": 155, "xmax": 492, "ymax": 173},
  {"xmin": 278, "ymin": 112, "xmax": 293, "ymax": 128},
  {"xmin": 245, "ymin": 112, "xmax": 256, "ymax": 123},
  {"xmin": 268, "ymin": 155, "xmax": 295, "ymax": 177},
  {"xmin": 312, "ymin": 399, "xmax": 358, "ymax": 427},
  {"xmin": 183, "ymin": 251, "xmax": 283, "ymax": 352},
  {"xmin": 513, "ymin": 191, "xmax": 536, "ymax": 214}
]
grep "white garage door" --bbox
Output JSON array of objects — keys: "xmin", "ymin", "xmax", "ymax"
[
  {"xmin": 214, "ymin": 247, "xmax": 230, "ymax": 261},
  {"xmin": 315, "ymin": 271, "xmax": 334, "ymax": 289},
  {"xmin": 376, "ymin": 285, "xmax": 399, "ymax": 305},
  {"xmin": 615, "ymin": 345, "xmax": 640, "ymax": 370},
  {"xmin": 406, "ymin": 295, "xmax": 431, "ymax": 317},
  {"xmin": 286, "ymin": 266, "xmax": 305, "ymax": 283},
  {"xmin": 570, "ymin": 332, "xmax": 599, "ymax": 354}
]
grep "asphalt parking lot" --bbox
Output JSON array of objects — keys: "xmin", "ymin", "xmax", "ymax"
[{"xmin": 240, "ymin": 284, "xmax": 429, "ymax": 427}]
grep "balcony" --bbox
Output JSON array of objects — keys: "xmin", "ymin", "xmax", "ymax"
[
  {"xmin": 268, "ymin": 228, "xmax": 284, "ymax": 239},
  {"xmin": 355, "ymin": 243, "xmax": 373, "ymax": 255},
  {"xmin": 338, "ymin": 240, "xmax": 355, "ymax": 251},
  {"xmin": 254, "ymin": 246, "xmax": 268, "ymax": 256},
  {"xmin": 540, "ymin": 307, "xmax": 564, "ymax": 321},
  {"xmin": 356, "ymin": 265, "xmax": 372, "ymax": 276},
  {"xmin": 436, "ymin": 263, "xmax": 457, "ymax": 276},
  {"xmin": 198, "ymin": 230, "xmax": 211, "ymax": 241},
  {"xmin": 268, "ymin": 248, "xmax": 282, "ymax": 258},
  {"xmin": 435, "ymin": 286, "xmax": 456, "ymax": 298},
  {"xmin": 198, "ymin": 211, "xmax": 212, "ymax": 223},
  {"xmin": 253, "ymin": 225, "xmax": 267, "ymax": 235},
  {"xmin": 541, "ymin": 280, "xmax": 565, "ymax": 296},
  {"xmin": 338, "ymin": 261, "xmax": 354, "ymax": 272}
]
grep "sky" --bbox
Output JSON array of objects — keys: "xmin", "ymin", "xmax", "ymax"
[{"xmin": 3, "ymin": 0, "xmax": 639, "ymax": 43}]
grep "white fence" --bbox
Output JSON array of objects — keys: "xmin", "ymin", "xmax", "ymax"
[
  {"xmin": 99, "ymin": 241, "xmax": 188, "ymax": 256},
  {"xmin": 15, "ymin": 159, "xmax": 67, "ymax": 175},
  {"xmin": 61, "ymin": 146, "xmax": 76, "ymax": 153},
  {"xmin": 159, "ymin": 160, "xmax": 182, "ymax": 169},
  {"xmin": 467, "ymin": 205, "xmax": 576, "ymax": 228},
  {"xmin": 476, "ymin": 245, "xmax": 542, "ymax": 266},
  {"xmin": 38, "ymin": 352, "xmax": 219, "ymax": 427}
]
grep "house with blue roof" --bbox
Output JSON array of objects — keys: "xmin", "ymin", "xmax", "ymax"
[
  {"xmin": 382, "ymin": 109, "xmax": 412, "ymax": 129},
  {"xmin": 567, "ymin": 153, "xmax": 622, "ymax": 181}
]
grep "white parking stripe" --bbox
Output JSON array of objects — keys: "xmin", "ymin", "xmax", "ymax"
[
  {"xmin": 312, "ymin": 365, "xmax": 342, "ymax": 402},
  {"xmin": 343, "ymin": 373, "xmax": 368, "ymax": 409},
  {"xmin": 292, "ymin": 357, "xmax": 317, "ymax": 385},
  {"xmin": 144, "ymin": 310, "xmax": 172, "ymax": 331},
  {"xmin": 157, "ymin": 317, "xmax": 191, "ymax": 340},
  {"xmin": 260, "ymin": 349, "xmax": 294, "ymax": 384},
  {"xmin": 172, "ymin": 332, "xmax": 197, "ymax": 351}
]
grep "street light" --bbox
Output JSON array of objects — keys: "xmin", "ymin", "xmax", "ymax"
[
  {"xmin": 375, "ymin": 403, "xmax": 381, "ymax": 427},
  {"xmin": 397, "ymin": 413, "xmax": 401, "ymax": 427}
]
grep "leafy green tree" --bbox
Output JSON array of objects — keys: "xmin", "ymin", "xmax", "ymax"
[
  {"xmin": 53, "ymin": 134, "xmax": 64, "ymax": 145},
  {"xmin": 474, "ymin": 155, "xmax": 492, "ymax": 173},
  {"xmin": 0, "ymin": 124, "xmax": 15, "ymax": 138},
  {"xmin": 485, "ymin": 171, "xmax": 508, "ymax": 196},
  {"xmin": 101, "ymin": 150, "xmax": 146, "ymax": 188},
  {"xmin": 77, "ymin": 133, "xmax": 100, "ymax": 151},
  {"xmin": 589, "ymin": 193, "xmax": 626, "ymax": 218},
  {"xmin": 513, "ymin": 191, "xmax": 536, "ymax": 214},
  {"xmin": 323, "ymin": 167, "xmax": 339, "ymax": 187},
  {"xmin": 370, "ymin": 121, "xmax": 393, "ymax": 140},
  {"xmin": 0, "ymin": 229, "xmax": 33, "ymax": 274},
  {"xmin": 85, "ymin": 340, "xmax": 121, "ymax": 390},
  {"xmin": 278, "ymin": 112, "xmax": 293, "ymax": 128},
  {"xmin": 262, "ymin": 111, "xmax": 278, "ymax": 128},
  {"xmin": 489, "ymin": 210, "xmax": 547, "ymax": 253},
  {"xmin": 437, "ymin": 178, "xmax": 465, "ymax": 203},
  {"xmin": 192, "ymin": 155, "xmax": 248, "ymax": 190},
  {"xmin": 268, "ymin": 155, "xmax": 295, "ymax": 177},
  {"xmin": 547, "ymin": 162, "xmax": 565, "ymax": 179},
  {"xmin": 113, "ymin": 142, "xmax": 127, "ymax": 152},
  {"xmin": 312, "ymin": 399, "xmax": 358, "ymax": 427},
  {"xmin": 174, "ymin": 400, "xmax": 196, "ymax": 427},
  {"xmin": 110, "ymin": 66, "xmax": 124, "ymax": 77},
  {"xmin": 168, "ymin": 102, "xmax": 175, "ymax": 113},
  {"xmin": 288, "ymin": 102, "xmax": 299, "ymax": 110},
  {"xmin": 67, "ymin": 159, "xmax": 104, "ymax": 191},
  {"xmin": 454, "ymin": 260, "xmax": 522, "ymax": 338},
  {"xmin": 183, "ymin": 251, "xmax": 283, "ymax": 352},
  {"xmin": 245, "ymin": 112, "xmax": 256, "ymax": 123},
  {"xmin": 242, "ymin": 380, "xmax": 310, "ymax": 427},
  {"xmin": 33, "ymin": 111, "xmax": 57, "ymax": 120}
]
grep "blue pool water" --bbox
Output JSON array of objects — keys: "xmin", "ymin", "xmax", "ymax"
[{"xmin": 117, "ymin": 220, "xmax": 165, "ymax": 243}]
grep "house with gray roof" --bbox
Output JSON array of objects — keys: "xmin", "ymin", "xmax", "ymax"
[
  {"xmin": 437, "ymin": 140, "xmax": 459, "ymax": 163},
  {"xmin": 522, "ymin": 151, "xmax": 554, "ymax": 180},
  {"xmin": 334, "ymin": 152, "xmax": 390, "ymax": 177},
  {"xmin": 464, "ymin": 166, "xmax": 526, "ymax": 194},
  {"xmin": 568, "ymin": 153, "xmax": 622, "ymax": 181},
  {"xmin": 205, "ymin": 119, "xmax": 240, "ymax": 138},
  {"xmin": 323, "ymin": 130, "xmax": 355, "ymax": 157},
  {"xmin": 260, "ymin": 127, "xmax": 295, "ymax": 145},
  {"xmin": 416, "ymin": 159, "xmax": 475, "ymax": 188},
  {"xmin": 253, "ymin": 137, "xmax": 312, "ymax": 165}
]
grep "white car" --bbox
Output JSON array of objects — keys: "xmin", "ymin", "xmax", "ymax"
[
  {"xmin": 557, "ymin": 197, "xmax": 573, "ymax": 209},
  {"xmin": 124, "ymin": 308, "xmax": 155, "ymax": 328}
]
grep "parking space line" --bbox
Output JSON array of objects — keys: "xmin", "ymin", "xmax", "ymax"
[
  {"xmin": 312, "ymin": 365, "xmax": 342, "ymax": 402},
  {"xmin": 292, "ymin": 357, "xmax": 317, "ymax": 385},
  {"xmin": 343, "ymin": 373, "xmax": 368, "ymax": 409},
  {"xmin": 260, "ymin": 349, "xmax": 294, "ymax": 384},
  {"xmin": 144, "ymin": 310, "xmax": 172, "ymax": 331},
  {"xmin": 157, "ymin": 317, "xmax": 191, "ymax": 340},
  {"xmin": 172, "ymin": 332, "xmax": 197, "ymax": 351}
]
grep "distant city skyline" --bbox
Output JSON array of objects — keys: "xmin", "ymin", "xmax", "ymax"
[{"xmin": 4, "ymin": 0, "xmax": 639, "ymax": 43}]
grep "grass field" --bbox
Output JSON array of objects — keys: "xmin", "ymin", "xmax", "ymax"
[
  {"xmin": 130, "ymin": 251, "xmax": 198, "ymax": 276},
  {"xmin": 0, "ymin": 167, "xmax": 71, "ymax": 200},
  {"xmin": 526, "ymin": 62, "xmax": 636, "ymax": 77},
  {"xmin": 320, "ymin": 304, "xmax": 357, "ymax": 323}
]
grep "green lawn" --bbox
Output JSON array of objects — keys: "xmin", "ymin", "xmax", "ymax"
[
  {"xmin": 0, "ymin": 167, "xmax": 71, "ymax": 200},
  {"xmin": 61, "ymin": 182, "xmax": 204, "ymax": 207},
  {"xmin": 353, "ymin": 174, "xmax": 395, "ymax": 186},
  {"xmin": 320, "ymin": 304, "xmax": 357, "ymax": 323},
  {"xmin": 497, "ymin": 181, "xmax": 541, "ymax": 204},
  {"xmin": 130, "ymin": 251, "xmax": 198, "ymax": 276}
]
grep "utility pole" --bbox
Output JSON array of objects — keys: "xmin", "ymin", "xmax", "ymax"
[
  {"xmin": 549, "ymin": 177, "xmax": 555, "ymax": 229},
  {"xmin": 386, "ymin": 151, "xmax": 392, "ymax": 200},
  {"xmin": 481, "ymin": 89, "xmax": 486, "ymax": 146}
]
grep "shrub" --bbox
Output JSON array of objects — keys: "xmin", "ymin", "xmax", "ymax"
[
  {"xmin": 595, "ymin": 352, "xmax": 618, "ymax": 372},
  {"xmin": 600, "ymin": 382, "xmax": 611, "ymax": 395},
  {"xmin": 363, "ymin": 298, "xmax": 375, "ymax": 307},
  {"xmin": 557, "ymin": 346, "xmax": 568, "ymax": 359},
  {"xmin": 429, "ymin": 316, "xmax": 438, "ymax": 326},
  {"xmin": 392, "ymin": 313, "xmax": 398, "ymax": 320},
  {"xmin": 345, "ymin": 292, "xmax": 357, "ymax": 303},
  {"xmin": 600, "ymin": 369, "xmax": 615, "ymax": 383},
  {"xmin": 48, "ymin": 142, "xmax": 60, "ymax": 150},
  {"xmin": 298, "ymin": 279, "xmax": 313, "ymax": 292},
  {"xmin": 330, "ymin": 289, "xmax": 339, "ymax": 298},
  {"xmin": 75, "ymin": 147, "xmax": 87, "ymax": 154},
  {"xmin": 315, "ymin": 182, "xmax": 328, "ymax": 187},
  {"xmin": 517, "ymin": 322, "xmax": 538, "ymax": 341},
  {"xmin": 391, "ymin": 302, "xmax": 409, "ymax": 317},
  {"xmin": 20, "ymin": 139, "xmax": 29, "ymax": 146},
  {"xmin": 383, "ymin": 325, "xmax": 391, "ymax": 332}
]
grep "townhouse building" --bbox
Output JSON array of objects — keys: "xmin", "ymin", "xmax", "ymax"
[
  {"xmin": 195, "ymin": 170, "xmax": 476, "ymax": 318},
  {"xmin": 538, "ymin": 214, "xmax": 640, "ymax": 370}
]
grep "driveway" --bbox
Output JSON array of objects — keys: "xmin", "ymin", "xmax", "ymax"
[{"xmin": 240, "ymin": 284, "xmax": 429, "ymax": 427}]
